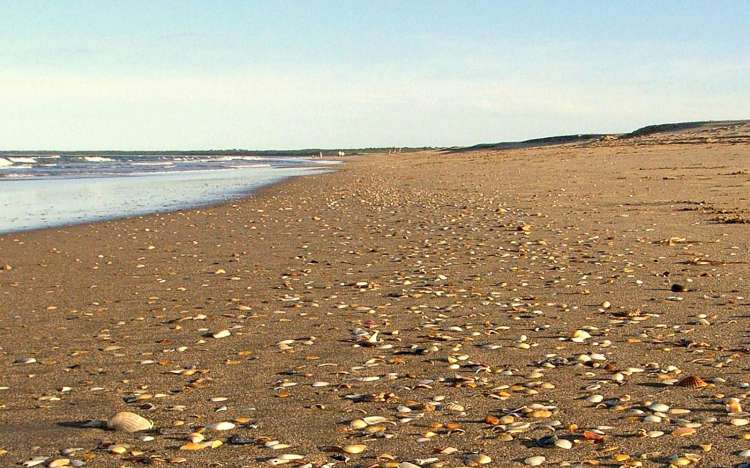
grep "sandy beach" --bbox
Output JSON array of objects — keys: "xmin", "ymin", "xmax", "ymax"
[{"xmin": 2, "ymin": 125, "xmax": 750, "ymax": 467}]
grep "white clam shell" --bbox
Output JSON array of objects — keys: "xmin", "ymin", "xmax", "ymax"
[
  {"xmin": 207, "ymin": 421, "xmax": 236, "ymax": 431},
  {"xmin": 107, "ymin": 411, "xmax": 153, "ymax": 433}
]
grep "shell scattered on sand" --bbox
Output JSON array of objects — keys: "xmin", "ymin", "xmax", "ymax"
[
  {"xmin": 106, "ymin": 412, "xmax": 153, "ymax": 433},
  {"xmin": 5, "ymin": 136, "xmax": 750, "ymax": 465},
  {"xmin": 676, "ymin": 375, "xmax": 709, "ymax": 389}
]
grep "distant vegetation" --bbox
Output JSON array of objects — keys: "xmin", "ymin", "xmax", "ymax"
[
  {"xmin": 621, "ymin": 120, "xmax": 748, "ymax": 138},
  {"xmin": 445, "ymin": 134, "xmax": 606, "ymax": 153},
  {"xmin": 447, "ymin": 119, "xmax": 749, "ymax": 153}
]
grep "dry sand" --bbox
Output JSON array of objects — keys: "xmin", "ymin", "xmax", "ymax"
[{"xmin": 1, "ymin": 128, "xmax": 749, "ymax": 467}]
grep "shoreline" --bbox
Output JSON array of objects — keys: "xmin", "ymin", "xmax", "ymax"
[
  {"xmin": 0, "ymin": 162, "xmax": 341, "ymax": 236},
  {"xmin": 1, "ymin": 142, "xmax": 749, "ymax": 466}
]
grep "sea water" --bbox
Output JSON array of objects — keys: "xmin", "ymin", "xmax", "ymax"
[{"xmin": 0, "ymin": 154, "xmax": 336, "ymax": 234}]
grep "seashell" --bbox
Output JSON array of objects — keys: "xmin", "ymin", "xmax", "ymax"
[
  {"xmin": 437, "ymin": 446, "xmax": 458, "ymax": 454},
  {"xmin": 554, "ymin": 439, "xmax": 572, "ymax": 449},
  {"xmin": 110, "ymin": 445, "xmax": 128, "ymax": 454},
  {"xmin": 48, "ymin": 459, "xmax": 70, "ymax": 468},
  {"xmin": 364, "ymin": 424, "xmax": 385, "ymax": 433},
  {"xmin": 207, "ymin": 421, "xmax": 235, "ymax": 431},
  {"xmin": 726, "ymin": 398, "xmax": 743, "ymax": 414},
  {"xmin": 350, "ymin": 419, "xmax": 368, "ymax": 429},
  {"xmin": 465, "ymin": 453, "xmax": 492, "ymax": 465},
  {"xmin": 267, "ymin": 459, "xmax": 291, "ymax": 466},
  {"xmin": 647, "ymin": 402, "xmax": 669, "ymax": 413},
  {"xmin": 672, "ymin": 427, "xmax": 696, "ymax": 437},
  {"xmin": 228, "ymin": 435, "xmax": 254, "ymax": 445},
  {"xmin": 524, "ymin": 455, "xmax": 545, "ymax": 466},
  {"xmin": 444, "ymin": 402, "xmax": 465, "ymax": 412},
  {"xmin": 342, "ymin": 444, "xmax": 367, "ymax": 454},
  {"xmin": 500, "ymin": 415, "xmax": 515, "ymax": 424},
  {"xmin": 484, "ymin": 415, "xmax": 500, "ymax": 425},
  {"xmin": 362, "ymin": 416, "xmax": 388, "ymax": 425},
  {"xmin": 676, "ymin": 375, "xmax": 708, "ymax": 389},
  {"xmin": 23, "ymin": 457, "xmax": 49, "ymax": 467},
  {"xmin": 107, "ymin": 411, "xmax": 153, "ymax": 433},
  {"xmin": 180, "ymin": 442, "xmax": 208, "ymax": 451},
  {"xmin": 14, "ymin": 357, "xmax": 37, "ymax": 365},
  {"xmin": 582, "ymin": 431, "xmax": 604, "ymax": 442},
  {"xmin": 530, "ymin": 409, "xmax": 552, "ymax": 418},
  {"xmin": 570, "ymin": 329, "xmax": 591, "ymax": 342}
]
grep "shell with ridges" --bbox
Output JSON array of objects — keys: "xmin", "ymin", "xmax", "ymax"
[
  {"xmin": 676, "ymin": 375, "xmax": 708, "ymax": 389},
  {"xmin": 107, "ymin": 411, "xmax": 153, "ymax": 433}
]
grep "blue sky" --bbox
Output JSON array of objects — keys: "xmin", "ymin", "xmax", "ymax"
[{"xmin": 1, "ymin": 1, "xmax": 748, "ymax": 149}]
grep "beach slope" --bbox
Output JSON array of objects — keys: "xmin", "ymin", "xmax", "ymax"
[{"xmin": 1, "ymin": 125, "xmax": 750, "ymax": 466}]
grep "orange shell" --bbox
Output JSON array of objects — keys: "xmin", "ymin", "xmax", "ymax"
[{"xmin": 676, "ymin": 375, "xmax": 708, "ymax": 389}]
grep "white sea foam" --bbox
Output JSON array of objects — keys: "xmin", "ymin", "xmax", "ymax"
[
  {"xmin": 310, "ymin": 159, "xmax": 343, "ymax": 165},
  {"xmin": 228, "ymin": 164, "xmax": 272, "ymax": 169},
  {"xmin": 131, "ymin": 161, "xmax": 175, "ymax": 166},
  {"xmin": 179, "ymin": 156, "xmax": 265, "ymax": 163},
  {"xmin": 84, "ymin": 156, "xmax": 114, "ymax": 162},
  {"xmin": 0, "ymin": 158, "xmax": 12, "ymax": 167},
  {"xmin": 8, "ymin": 157, "xmax": 37, "ymax": 163}
]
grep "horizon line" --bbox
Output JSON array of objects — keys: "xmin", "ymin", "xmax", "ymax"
[{"xmin": 1, "ymin": 118, "xmax": 746, "ymax": 154}]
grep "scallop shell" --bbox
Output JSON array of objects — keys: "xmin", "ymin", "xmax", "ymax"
[
  {"xmin": 676, "ymin": 375, "xmax": 708, "ymax": 389},
  {"xmin": 107, "ymin": 411, "xmax": 153, "ymax": 433}
]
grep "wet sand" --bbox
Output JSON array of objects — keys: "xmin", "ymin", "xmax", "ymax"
[{"xmin": 1, "ymin": 131, "xmax": 750, "ymax": 467}]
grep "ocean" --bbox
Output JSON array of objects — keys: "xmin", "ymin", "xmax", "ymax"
[{"xmin": 0, "ymin": 153, "xmax": 337, "ymax": 234}]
